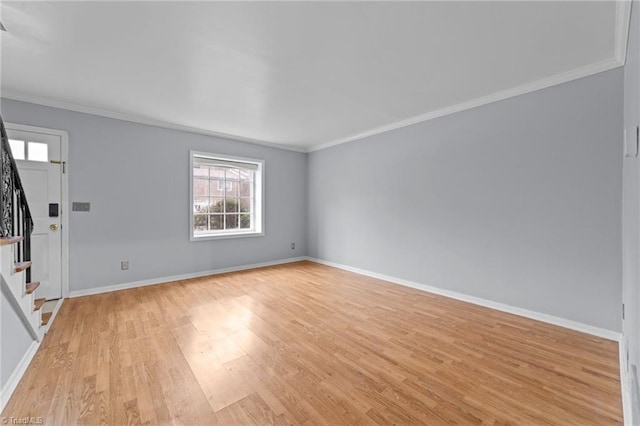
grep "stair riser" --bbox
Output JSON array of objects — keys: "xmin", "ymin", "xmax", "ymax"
[
  {"xmin": 2, "ymin": 245, "xmax": 25, "ymax": 297},
  {"xmin": 1, "ymin": 244, "xmax": 43, "ymax": 339}
]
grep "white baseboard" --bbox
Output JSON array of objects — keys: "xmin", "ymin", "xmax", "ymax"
[
  {"xmin": 305, "ymin": 257, "xmax": 621, "ymax": 341},
  {"xmin": 0, "ymin": 300, "xmax": 63, "ymax": 413},
  {"xmin": 69, "ymin": 257, "xmax": 308, "ymax": 298},
  {"xmin": 308, "ymin": 258, "xmax": 631, "ymax": 423},
  {"xmin": 0, "ymin": 340, "xmax": 40, "ymax": 413},
  {"xmin": 2, "ymin": 257, "xmax": 628, "ymax": 421},
  {"xmin": 620, "ymin": 337, "xmax": 633, "ymax": 426}
]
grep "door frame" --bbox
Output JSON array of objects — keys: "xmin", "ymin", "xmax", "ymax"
[{"xmin": 5, "ymin": 122, "xmax": 70, "ymax": 299}]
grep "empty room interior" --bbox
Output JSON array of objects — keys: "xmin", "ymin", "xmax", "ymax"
[{"xmin": 1, "ymin": 0, "xmax": 640, "ymax": 424}]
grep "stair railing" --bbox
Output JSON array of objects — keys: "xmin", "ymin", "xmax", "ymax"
[{"xmin": 0, "ymin": 115, "xmax": 34, "ymax": 282}]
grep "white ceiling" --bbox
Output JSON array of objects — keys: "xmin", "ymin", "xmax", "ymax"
[{"xmin": 0, "ymin": 1, "xmax": 629, "ymax": 152}]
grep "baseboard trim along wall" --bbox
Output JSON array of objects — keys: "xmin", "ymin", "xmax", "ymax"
[
  {"xmin": 6, "ymin": 257, "xmax": 629, "ymax": 422},
  {"xmin": 1, "ymin": 342, "xmax": 39, "ymax": 413},
  {"xmin": 71, "ymin": 255, "xmax": 621, "ymax": 340},
  {"xmin": 68, "ymin": 257, "xmax": 308, "ymax": 298},
  {"xmin": 0, "ymin": 298, "xmax": 66, "ymax": 413},
  {"xmin": 620, "ymin": 338, "xmax": 633, "ymax": 426},
  {"xmin": 305, "ymin": 258, "xmax": 631, "ymax": 422},
  {"xmin": 305, "ymin": 257, "xmax": 621, "ymax": 341}
]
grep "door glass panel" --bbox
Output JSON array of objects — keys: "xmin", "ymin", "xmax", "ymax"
[
  {"xmin": 9, "ymin": 139, "xmax": 25, "ymax": 160},
  {"xmin": 28, "ymin": 142, "xmax": 48, "ymax": 162}
]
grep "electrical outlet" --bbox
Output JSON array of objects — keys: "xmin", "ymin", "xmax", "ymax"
[
  {"xmin": 121, "ymin": 261, "xmax": 129, "ymax": 270},
  {"xmin": 291, "ymin": 242, "xmax": 295, "ymax": 250}
]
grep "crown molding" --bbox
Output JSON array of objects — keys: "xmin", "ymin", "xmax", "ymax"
[
  {"xmin": 3, "ymin": 54, "xmax": 625, "ymax": 156},
  {"xmin": 0, "ymin": 91, "xmax": 307, "ymax": 153},
  {"xmin": 308, "ymin": 57, "xmax": 623, "ymax": 153},
  {"xmin": 2, "ymin": 1, "xmax": 631, "ymax": 155},
  {"xmin": 310, "ymin": 1, "xmax": 632, "ymax": 153}
]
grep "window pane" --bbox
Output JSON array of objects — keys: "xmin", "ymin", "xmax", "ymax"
[
  {"xmin": 210, "ymin": 214, "xmax": 224, "ymax": 230},
  {"xmin": 193, "ymin": 165, "xmax": 209, "ymax": 178},
  {"xmin": 239, "ymin": 198, "xmax": 251, "ymax": 213},
  {"xmin": 226, "ymin": 181, "xmax": 238, "ymax": 197},
  {"xmin": 28, "ymin": 142, "xmax": 48, "ymax": 162},
  {"xmin": 239, "ymin": 169, "xmax": 253, "ymax": 182},
  {"xmin": 215, "ymin": 181, "xmax": 233, "ymax": 192},
  {"xmin": 8, "ymin": 140, "xmax": 25, "ymax": 160},
  {"xmin": 225, "ymin": 214, "xmax": 239, "ymax": 229},
  {"xmin": 194, "ymin": 214, "xmax": 208, "ymax": 231},
  {"xmin": 210, "ymin": 198, "xmax": 225, "ymax": 213},
  {"xmin": 211, "ymin": 180, "xmax": 225, "ymax": 197},
  {"xmin": 193, "ymin": 198, "xmax": 209, "ymax": 214},
  {"xmin": 240, "ymin": 182, "xmax": 252, "ymax": 197},
  {"xmin": 193, "ymin": 178, "xmax": 209, "ymax": 197},
  {"xmin": 240, "ymin": 214, "xmax": 251, "ymax": 229},
  {"xmin": 224, "ymin": 199, "xmax": 239, "ymax": 213},
  {"xmin": 210, "ymin": 166, "xmax": 225, "ymax": 179},
  {"xmin": 226, "ymin": 168, "xmax": 240, "ymax": 181}
]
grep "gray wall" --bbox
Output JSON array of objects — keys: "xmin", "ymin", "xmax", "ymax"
[
  {"xmin": 0, "ymin": 99, "xmax": 308, "ymax": 293},
  {"xmin": 1, "ymin": 288, "xmax": 33, "ymax": 389},
  {"xmin": 1, "ymin": 71, "xmax": 624, "ymax": 332},
  {"xmin": 623, "ymin": 0, "xmax": 640, "ymax": 420},
  {"xmin": 308, "ymin": 69, "xmax": 623, "ymax": 331}
]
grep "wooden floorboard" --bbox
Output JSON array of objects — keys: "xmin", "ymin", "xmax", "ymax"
[{"xmin": 2, "ymin": 261, "xmax": 622, "ymax": 425}]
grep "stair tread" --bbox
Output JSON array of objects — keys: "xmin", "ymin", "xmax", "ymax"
[
  {"xmin": 25, "ymin": 282, "xmax": 40, "ymax": 294},
  {"xmin": 41, "ymin": 312, "xmax": 52, "ymax": 326},
  {"xmin": 14, "ymin": 261, "xmax": 32, "ymax": 273},
  {"xmin": 34, "ymin": 298, "xmax": 46, "ymax": 311},
  {"xmin": 0, "ymin": 236, "xmax": 23, "ymax": 246}
]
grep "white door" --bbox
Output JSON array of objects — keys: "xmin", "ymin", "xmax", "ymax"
[{"xmin": 6, "ymin": 129, "xmax": 63, "ymax": 300}]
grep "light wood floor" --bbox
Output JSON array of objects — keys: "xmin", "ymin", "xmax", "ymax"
[{"xmin": 2, "ymin": 261, "xmax": 622, "ymax": 425}]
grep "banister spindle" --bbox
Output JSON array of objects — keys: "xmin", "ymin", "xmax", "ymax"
[{"xmin": 0, "ymin": 114, "xmax": 34, "ymax": 276}]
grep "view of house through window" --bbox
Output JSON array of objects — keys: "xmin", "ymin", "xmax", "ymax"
[{"xmin": 191, "ymin": 152, "xmax": 263, "ymax": 239}]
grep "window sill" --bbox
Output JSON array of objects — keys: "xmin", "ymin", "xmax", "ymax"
[{"xmin": 191, "ymin": 230, "xmax": 264, "ymax": 242}]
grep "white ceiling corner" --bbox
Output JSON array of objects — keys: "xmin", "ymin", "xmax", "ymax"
[{"xmin": 0, "ymin": 1, "xmax": 631, "ymax": 153}]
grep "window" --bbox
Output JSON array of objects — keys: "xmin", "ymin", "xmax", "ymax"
[
  {"xmin": 7, "ymin": 139, "xmax": 48, "ymax": 162},
  {"xmin": 190, "ymin": 151, "xmax": 264, "ymax": 240},
  {"xmin": 28, "ymin": 142, "xmax": 48, "ymax": 162},
  {"xmin": 8, "ymin": 140, "xmax": 25, "ymax": 160},
  {"xmin": 217, "ymin": 181, "xmax": 233, "ymax": 192}
]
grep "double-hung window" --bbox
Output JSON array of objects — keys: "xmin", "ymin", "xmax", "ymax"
[{"xmin": 190, "ymin": 151, "xmax": 264, "ymax": 240}]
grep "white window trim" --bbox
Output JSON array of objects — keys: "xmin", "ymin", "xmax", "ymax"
[{"xmin": 189, "ymin": 150, "xmax": 265, "ymax": 241}]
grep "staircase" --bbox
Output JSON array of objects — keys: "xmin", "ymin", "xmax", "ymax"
[{"xmin": 0, "ymin": 115, "xmax": 51, "ymax": 341}]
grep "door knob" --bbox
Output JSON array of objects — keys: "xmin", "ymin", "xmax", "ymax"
[{"xmin": 49, "ymin": 224, "xmax": 58, "ymax": 231}]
